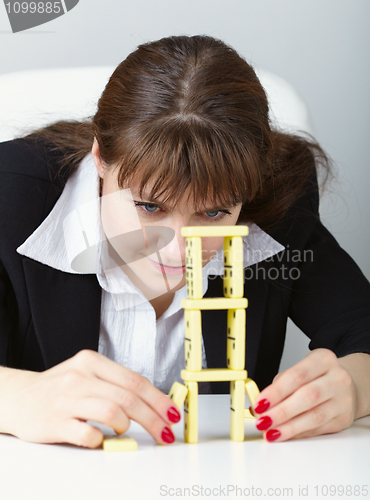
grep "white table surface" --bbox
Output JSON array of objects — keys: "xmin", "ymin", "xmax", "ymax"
[{"xmin": 1, "ymin": 395, "xmax": 369, "ymax": 500}]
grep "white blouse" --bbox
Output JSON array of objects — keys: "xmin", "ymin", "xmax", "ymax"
[{"xmin": 17, "ymin": 154, "xmax": 284, "ymax": 393}]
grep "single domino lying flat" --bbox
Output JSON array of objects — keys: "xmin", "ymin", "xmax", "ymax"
[{"xmin": 103, "ymin": 435, "xmax": 138, "ymax": 452}]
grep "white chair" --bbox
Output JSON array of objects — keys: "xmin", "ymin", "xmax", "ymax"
[{"xmin": 0, "ymin": 66, "xmax": 314, "ymax": 143}]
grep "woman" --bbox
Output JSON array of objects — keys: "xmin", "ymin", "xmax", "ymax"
[{"xmin": 0, "ymin": 35, "xmax": 369, "ymax": 448}]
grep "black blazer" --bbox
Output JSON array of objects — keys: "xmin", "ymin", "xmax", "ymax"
[{"xmin": 1, "ymin": 138, "xmax": 370, "ymax": 391}]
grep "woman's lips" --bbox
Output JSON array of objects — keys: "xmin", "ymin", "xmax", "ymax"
[{"xmin": 148, "ymin": 258, "xmax": 186, "ymax": 276}]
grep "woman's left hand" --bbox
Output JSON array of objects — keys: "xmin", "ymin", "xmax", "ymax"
[{"xmin": 253, "ymin": 348, "xmax": 358, "ymax": 442}]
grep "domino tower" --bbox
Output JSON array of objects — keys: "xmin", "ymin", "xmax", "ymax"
[
  {"xmin": 169, "ymin": 226, "xmax": 261, "ymax": 443},
  {"xmin": 103, "ymin": 225, "xmax": 260, "ymax": 450}
]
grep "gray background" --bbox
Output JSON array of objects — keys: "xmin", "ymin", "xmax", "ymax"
[{"xmin": 1, "ymin": 0, "xmax": 369, "ymax": 371}]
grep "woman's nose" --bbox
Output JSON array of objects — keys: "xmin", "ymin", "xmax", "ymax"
[{"xmin": 157, "ymin": 220, "xmax": 187, "ymax": 265}]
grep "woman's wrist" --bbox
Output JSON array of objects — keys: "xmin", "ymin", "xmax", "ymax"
[
  {"xmin": 338, "ymin": 353, "xmax": 370, "ymax": 420},
  {"xmin": 0, "ymin": 366, "xmax": 38, "ymax": 435}
]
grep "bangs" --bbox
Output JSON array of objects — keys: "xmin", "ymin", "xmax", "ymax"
[{"xmin": 115, "ymin": 118, "xmax": 262, "ymax": 211}]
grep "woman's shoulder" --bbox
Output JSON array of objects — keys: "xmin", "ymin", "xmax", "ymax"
[
  {"xmin": 0, "ymin": 138, "xmax": 71, "ymax": 248},
  {"xmin": 0, "ymin": 137, "xmax": 70, "ymax": 189}
]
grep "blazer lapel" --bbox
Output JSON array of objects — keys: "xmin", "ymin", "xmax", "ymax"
[{"xmin": 22, "ymin": 258, "xmax": 101, "ymax": 369}]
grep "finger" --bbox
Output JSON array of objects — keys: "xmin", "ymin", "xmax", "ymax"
[
  {"xmin": 104, "ymin": 385, "xmax": 175, "ymax": 445},
  {"xmin": 72, "ymin": 397, "xmax": 130, "ymax": 435},
  {"xmin": 257, "ymin": 371, "xmax": 335, "ymax": 429},
  {"xmin": 58, "ymin": 419, "xmax": 104, "ymax": 448},
  {"xmin": 272, "ymin": 371, "xmax": 285, "ymax": 383},
  {"xmin": 262, "ymin": 398, "xmax": 348, "ymax": 443},
  {"xmin": 71, "ymin": 351, "xmax": 180, "ymax": 425},
  {"xmin": 77, "ymin": 376, "xmax": 175, "ymax": 445},
  {"xmin": 293, "ymin": 411, "xmax": 354, "ymax": 440},
  {"xmin": 254, "ymin": 349, "xmax": 337, "ymax": 413}
]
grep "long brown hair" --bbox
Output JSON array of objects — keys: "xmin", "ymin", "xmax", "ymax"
[{"xmin": 26, "ymin": 35, "xmax": 330, "ymax": 229}]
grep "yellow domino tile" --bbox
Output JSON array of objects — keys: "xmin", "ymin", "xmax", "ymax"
[
  {"xmin": 226, "ymin": 309, "xmax": 246, "ymax": 370},
  {"xmin": 185, "ymin": 237, "xmax": 203, "ymax": 299},
  {"xmin": 181, "ymin": 368, "xmax": 247, "ymax": 382},
  {"xmin": 103, "ymin": 435, "xmax": 138, "ymax": 452},
  {"xmin": 182, "ymin": 298, "xmax": 247, "ymax": 311},
  {"xmin": 184, "ymin": 381, "xmax": 198, "ymax": 443},
  {"xmin": 182, "ymin": 226, "xmax": 249, "ymax": 238},
  {"xmin": 244, "ymin": 408, "xmax": 256, "ymax": 419},
  {"xmin": 223, "ymin": 236, "xmax": 244, "ymax": 298},
  {"xmin": 245, "ymin": 378, "xmax": 260, "ymax": 410},
  {"xmin": 168, "ymin": 381, "xmax": 188, "ymax": 410},
  {"xmin": 184, "ymin": 309, "xmax": 202, "ymax": 371},
  {"xmin": 230, "ymin": 380, "xmax": 245, "ymax": 441}
]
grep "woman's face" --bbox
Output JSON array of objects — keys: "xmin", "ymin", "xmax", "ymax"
[{"xmin": 93, "ymin": 142, "xmax": 242, "ymax": 298}]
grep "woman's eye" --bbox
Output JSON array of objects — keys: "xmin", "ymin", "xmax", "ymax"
[
  {"xmin": 143, "ymin": 203, "xmax": 159, "ymax": 212},
  {"xmin": 202, "ymin": 209, "xmax": 232, "ymax": 221},
  {"xmin": 134, "ymin": 202, "xmax": 161, "ymax": 213}
]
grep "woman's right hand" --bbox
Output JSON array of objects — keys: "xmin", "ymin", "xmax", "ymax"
[{"xmin": 0, "ymin": 350, "xmax": 180, "ymax": 448}]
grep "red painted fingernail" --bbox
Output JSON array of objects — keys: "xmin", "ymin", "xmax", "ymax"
[
  {"xmin": 254, "ymin": 399, "xmax": 270, "ymax": 414},
  {"xmin": 167, "ymin": 406, "xmax": 181, "ymax": 423},
  {"xmin": 256, "ymin": 416, "xmax": 273, "ymax": 431},
  {"xmin": 266, "ymin": 429, "xmax": 281, "ymax": 442},
  {"xmin": 162, "ymin": 426, "xmax": 175, "ymax": 444}
]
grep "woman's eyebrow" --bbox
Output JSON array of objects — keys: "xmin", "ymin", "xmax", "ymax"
[
  {"xmin": 131, "ymin": 189, "xmax": 239, "ymax": 211},
  {"xmin": 131, "ymin": 191, "xmax": 179, "ymax": 210},
  {"xmin": 131, "ymin": 191, "xmax": 165, "ymax": 204}
]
